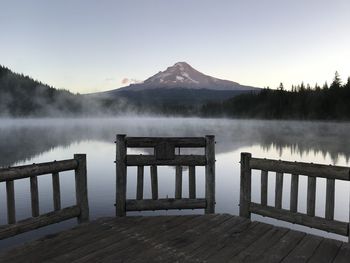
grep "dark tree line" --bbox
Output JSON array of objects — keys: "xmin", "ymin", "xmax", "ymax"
[
  {"xmin": 0, "ymin": 65, "xmax": 83, "ymax": 116},
  {"xmin": 2, "ymin": 64, "xmax": 350, "ymax": 120},
  {"xmin": 200, "ymin": 72, "xmax": 350, "ymax": 120}
]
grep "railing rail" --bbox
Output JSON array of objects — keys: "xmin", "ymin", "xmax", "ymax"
[
  {"xmin": 0, "ymin": 154, "xmax": 89, "ymax": 240},
  {"xmin": 240, "ymin": 152, "xmax": 350, "ymax": 242},
  {"xmin": 116, "ymin": 135, "xmax": 215, "ymax": 216}
]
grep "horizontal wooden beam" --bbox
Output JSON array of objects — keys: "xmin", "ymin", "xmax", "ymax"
[
  {"xmin": 125, "ymin": 137, "xmax": 206, "ymax": 148},
  {"xmin": 0, "ymin": 160, "xmax": 78, "ymax": 182},
  {"xmin": 126, "ymin": 198, "xmax": 207, "ymax": 211},
  {"xmin": 249, "ymin": 158, "xmax": 350, "ymax": 181},
  {"xmin": 250, "ymin": 202, "xmax": 348, "ymax": 236},
  {"xmin": 0, "ymin": 205, "xmax": 81, "ymax": 240},
  {"xmin": 126, "ymin": 155, "xmax": 206, "ymax": 166}
]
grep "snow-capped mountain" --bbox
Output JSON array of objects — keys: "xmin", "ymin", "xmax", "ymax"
[
  {"xmin": 88, "ymin": 62, "xmax": 260, "ymax": 105},
  {"xmin": 119, "ymin": 62, "xmax": 259, "ymax": 91}
]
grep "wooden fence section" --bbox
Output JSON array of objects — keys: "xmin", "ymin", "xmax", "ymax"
[
  {"xmin": 0, "ymin": 154, "xmax": 89, "ymax": 240},
  {"xmin": 240, "ymin": 152, "xmax": 350, "ymax": 241},
  {"xmin": 116, "ymin": 135, "xmax": 215, "ymax": 216}
]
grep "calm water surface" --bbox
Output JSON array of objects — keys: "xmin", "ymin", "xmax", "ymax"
[{"xmin": 0, "ymin": 117, "xmax": 349, "ymax": 249}]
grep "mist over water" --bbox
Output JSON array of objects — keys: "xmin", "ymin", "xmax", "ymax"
[
  {"xmin": 1, "ymin": 117, "xmax": 350, "ymax": 166},
  {"xmin": 0, "ymin": 117, "xmax": 350, "ymax": 249}
]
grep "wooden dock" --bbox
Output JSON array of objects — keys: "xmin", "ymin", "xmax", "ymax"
[
  {"xmin": 1, "ymin": 136, "xmax": 350, "ymax": 262},
  {"xmin": 1, "ymin": 214, "xmax": 349, "ymax": 263}
]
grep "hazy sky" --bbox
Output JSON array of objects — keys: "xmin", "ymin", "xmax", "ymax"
[{"xmin": 1, "ymin": 0, "xmax": 350, "ymax": 93}]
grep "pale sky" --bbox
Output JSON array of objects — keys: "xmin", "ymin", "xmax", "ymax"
[{"xmin": 1, "ymin": 0, "xmax": 350, "ymax": 93}]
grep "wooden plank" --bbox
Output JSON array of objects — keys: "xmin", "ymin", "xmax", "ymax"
[
  {"xmin": 189, "ymin": 165, "xmax": 196, "ymax": 199},
  {"xmin": 240, "ymin": 152, "xmax": 252, "ymax": 218},
  {"xmin": 52, "ymin": 172, "xmax": 61, "ymax": 211},
  {"xmin": 250, "ymin": 202, "xmax": 348, "ymax": 236},
  {"xmin": 175, "ymin": 166, "xmax": 182, "ymax": 199},
  {"xmin": 0, "ymin": 159, "xmax": 78, "ymax": 182},
  {"xmin": 325, "ymin": 178, "xmax": 335, "ymax": 220},
  {"xmin": 6, "ymin": 180, "xmax": 16, "ymax": 224},
  {"xmin": 74, "ymin": 154, "xmax": 89, "ymax": 223},
  {"xmin": 250, "ymin": 157, "xmax": 350, "ymax": 180},
  {"xmin": 290, "ymin": 174, "xmax": 299, "ymax": 213},
  {"xmin": 189, "ymin": 218, "xmax": 252, "ymax": 261},
  {"xmin": 333, "ymin": 242, "xmax": 350, "ymax": 263},
  {"xmin": 126, "ymin": 198, "xmax": 206, "ymax": 211},
  {"xmin": 158, "ymin": 216, "xmax": 228, "ymax": 260},
  {"xmin": 2, "ymin": 214, "xmax": 349, "ymax": 263},
  {"xmin": 0, "ymin": 217, "xmax": 146, "ymax": 258},
  {"xmin": 307, "ymin": 176, "xmax": 316, "ymax": 217},
  {"xmin": 261, "ymin": 170, "xmax": 268, "ymax": 206},
  {"xmin": 126, "ymin": 137, "xmax": 206, "ymax": 148},
  {"xmin": 177, "ymin": 216, "xmax": 248, "ymax": 258},
  {"xmin": 136, "ymin": 165, "xmax": 144, "ymax": 200},
  {"xmin": 149, "ymin": 215, "xmax": 233, "ymax": 261},
  {"xmin": 0, "ymin": 218, "xmax": 121, "ymax": 262},
  {"xmin": 126, "ymin": 155, "xmax": 206, "ymax": 166},
  {"xmin": 232, "ymin": 227, "xmax": 290, "ymax": 262},
  {"xmin": 4, "ymin": 217, "xmax": 146, "ymax": 262},
  {"xmin": 19, "ymin": 217, "xmax": 155, "ymax": 262},
  {"xmin": 0, "ymin": 205, "xmax": 80, "ymax": 240},
  {"xmin": 308, "ymin": 238, "xmax": 342, "ymax": 263},
  {"xmin": 257, "ymin": 230, "xmax": 306, "ymax": 263},
  {"xmin": 207, "ymin": 222, "xmax": 272, "ymax": 262},
  {"xmin": 53, "ymin": 216, "xmax": 186, "ymax": 262},
  {"xmin": 126, "ymin": 216, "xmax": 218, "ymax": 262},
  {"xmin": 150, "ymin": 165, "xmax": 158, "ymax": 200},
  {"xmin": 75, "ymin": 216, "xmax": 204, "ymax": 262},
  {"xmin": 205, "ymin": 135, "xmax": 215, "ymax": 214},
  {"xmin": 116, "ymin": 134, "xmax": 127, "ymax": 217},
  {"xmin": 155, "ymin": 142, "xmax": 175, "ymax": 160},
  {"xmin": 282, "ymin": 234, "xmax": 323, "ymax": 263},
  {"xmin": 30, "ymin": 176, "xmax": 39, "ymax": 217},
  {"xmin": 129, "ymin": 215, "xmax": 230, "ymax": 263},
  {"xmin": 275, "ymin": 172, "xmax": 283, "ymax": 209},
  {"xmin": 49, "ymin": 216, "xmax": 196, "ymax": 262}
]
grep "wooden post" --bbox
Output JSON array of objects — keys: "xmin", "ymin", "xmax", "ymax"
[
  {"xmin": 6, "ymin": 180, "xmax": 16, "ymax": 224},
  {"xmin": 189, "ymin": 166, "xmax": 196, "ymax": 199},
  {"xmin": 30, "ymin": 176, "xmax": 40, "ymax": 217},
  {"xmin": 275, "ymin": 172, "xmax": 283, "ymax": 209},
  {"xmin": 261, "ymin": 170, "xmax": 268, "ymax": 206},
  {"xmin": 136, "ymin": 166, "xmax": 144, "ymax": 200},
  {"xmin": 74, "ymin": 154, "xmax": 89, "ymax": 223},
  {"xmin": 240, "ymin": 152, "xmax": 251, "ymax": 218},
  {"xmin": 52, "ymin": 172, "xmax": 61, "ymax": 211},
  {"xmin": 290, "ymin": 174, "xmax": 299, "ymax": 213},
  {"xmin": 175, "ymin": 166, "xmax": 182, "ymax": 199},
  {"xmin": 205, "ymin": 135, "xmax": 215, "ymax": 214},
  {"xmin": 307, "ymin": 176, "xmax": 316, "ymax": 217},
  {"xmin": 116, "ymin": 134, "xmax": 127, "ymax": 216},
  {"xmin": 325, "ymin": 178, "xmax": 335, "ymax": 220},
  {"xmin": 150, "ymin": 165, "xmax": 158, "ymax": 200}
]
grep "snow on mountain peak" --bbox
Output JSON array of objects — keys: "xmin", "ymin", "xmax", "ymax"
[
  {"xmin": 173, "ymin": 62, "xmax": 190, "ymax": 70},
  {"xmin": 120, "ymin": 62, "xmax": 259, "ymax": 91},
  {"xmin": 144, "ymin": 62, "xmax": 197, "ymax": 84}
]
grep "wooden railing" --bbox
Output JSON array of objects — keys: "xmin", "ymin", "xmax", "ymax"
[
  {"xmin": 0, "ymin": 154, "xmax": 89, "ymax": 240},
  {"xmin": 240, "ymin": 152, "xmax": 350, "ymax": 241},
  {"xmin": 116, "ymin": 135, "xmax": 215, "ymax": 216}
]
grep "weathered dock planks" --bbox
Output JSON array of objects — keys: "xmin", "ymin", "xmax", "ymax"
[{"xmin": 1, "ymin": 214, "xmax": 349, "ymax": 263}]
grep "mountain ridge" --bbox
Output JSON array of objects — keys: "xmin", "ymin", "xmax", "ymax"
[{"xmin": 92, "ymin": 62, "xmax": 259, "ymax": 101}]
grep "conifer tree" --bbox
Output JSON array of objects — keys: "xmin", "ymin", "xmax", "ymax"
[{"xmin": 330, "ymin": 71, "xmax": 341, "ymax": 89}]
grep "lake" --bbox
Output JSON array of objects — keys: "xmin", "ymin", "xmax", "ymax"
[{"xmin": 0, "ymin": 117, "xmax": 350, "ymax": 250}]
